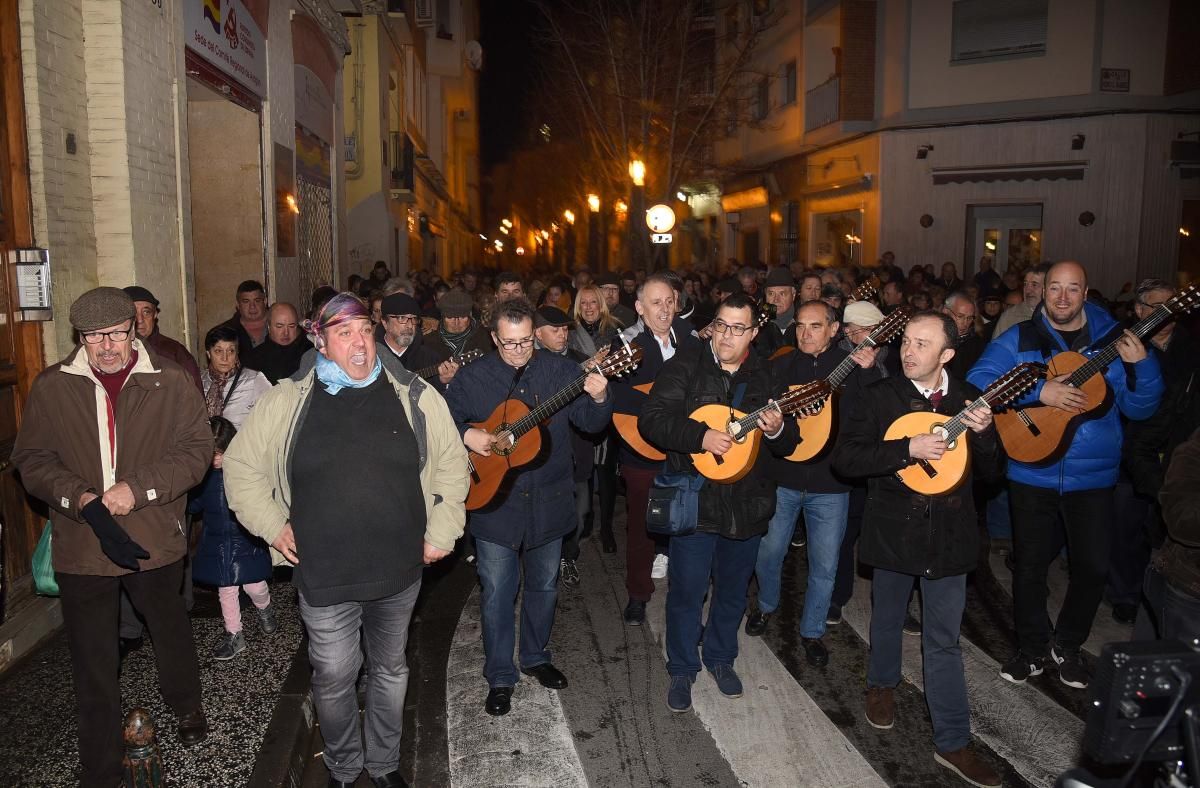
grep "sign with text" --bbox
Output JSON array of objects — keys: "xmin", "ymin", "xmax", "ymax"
[
  {"xmin": 651, "ymin": 233, "xmax": 673, "ymax": 245},
  {"xmin": 185, "ymin": 0, "xmax": 266, "ymax": 97},
  {"xmin": 1100, "ymin": 68, "xmax": 1130, "ymax": 93}
]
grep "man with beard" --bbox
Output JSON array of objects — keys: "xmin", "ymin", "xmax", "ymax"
[
  {"xmin": 597, "ymin": 272, "xmax": 637, "ymax": 328},
  {"xmin": 378, "ymin": 293, "xmax": 457, "ymax": 389},
  {"xmin": 428, "ymin": 290, "xmax": 495, "ymax": 358},
  {"xmin": 243, "ymin": 302, "xmax": 310, "ymax": 384}
]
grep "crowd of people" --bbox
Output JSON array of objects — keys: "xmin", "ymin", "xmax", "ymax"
[{"xmin": 11, "ymin": 249, "xmax": 1198, "ymax": 788}]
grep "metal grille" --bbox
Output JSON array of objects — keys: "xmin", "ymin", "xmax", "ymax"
[{"xmin": 297, "ymin": 176, "xmax": 333, "ymax": 305}]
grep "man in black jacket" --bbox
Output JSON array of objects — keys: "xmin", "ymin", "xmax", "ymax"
[
  {"xmin": 242, "ymin": 302, "xmax": 310, "ymax": 384},
  {"xmin": 754, "ymin": 267, "xmax": 797, "ymax": 358},
  {"xmin": 832, "ymin": 312, "xmax": 1003, "ymax": 788},
  {"xmin": 377, "ymin": 293, "xmax": 455, "ymax": 390},
  {"xmin": 746, "ymin": 301, "xmax": 880, "ymax": 668},
  {"xmin": 641, "ymin": 293, "xmax": 798, "ymax": 714}
]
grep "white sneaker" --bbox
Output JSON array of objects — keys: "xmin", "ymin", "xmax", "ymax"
[{"xmin": 651, "ymin": 554, "xmax": 669, "ymax": 579}]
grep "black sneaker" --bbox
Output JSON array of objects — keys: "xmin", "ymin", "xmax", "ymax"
[
  {"xmin": 1051, "ymin": 646, "xmax": 1090, "ymax": 689},
  {"xmin": 744, "ymin": 609, "xmax": 770, "ymax": 637},
  {"xmin": 623, "ymin": 599, "xmax": 646, "ymax": 626},
  {"xmin": 903, "ymin": 613, "xmax": 922, "ymax": 636},
  {"xmin": 999, "ymin": 651, "xmax": 1047, "ymax": 684},
  {"xmin": 825, "ymin": 604, "xmax": 843, "ymax": 626},
  {"xmin": 560, "ymin": 559, "xmax": 581, "ymax": 588}
]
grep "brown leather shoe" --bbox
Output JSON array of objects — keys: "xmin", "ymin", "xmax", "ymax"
[
  {"xmin": 864, "ymin": 687, "xmax": 895, "ymax": 729},
  {"xmin": 934, "ymin": 745, "xmax": 1001, "ymax": 787},
  {"xmin": 177, "ymin": 708, "xmax": 208, "ymax": 746}
]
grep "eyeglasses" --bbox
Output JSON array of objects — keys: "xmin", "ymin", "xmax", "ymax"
[
  {"xmin": 81, "ymin": 328, "xmax": 132, "ymax": 344},
  {"xmin": 386, "ymin": 315, "xmax": 418, "ymax": 325},
  {"xmin": 712, "ymin": 321, "xmax": 752, "ymax": 337},
  {"xmin": 496, "ymin": 337, "xmax": 535, "ymax": 350},
  {"xmin": 1136, "ymin": 299, "xmax": 1170, "ymax": 308}
]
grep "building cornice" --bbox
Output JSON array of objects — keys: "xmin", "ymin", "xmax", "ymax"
[{"xmin": 295, "ymin": 0, "xmax": 352, "ymax": 55}]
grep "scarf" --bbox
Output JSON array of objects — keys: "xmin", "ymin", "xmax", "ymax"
[
  {"xmin": 205, "ymin": 364, "xmax": 239, "ymax": 417},
  {"xmin": 440, "ymin": 320, "xmax": 475, "ymax": 355},
  {"xmin": 315, "ymin": 352, "xmax": 382, "ymax": 395}
]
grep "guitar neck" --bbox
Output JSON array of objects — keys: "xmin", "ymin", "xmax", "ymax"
[
  {"xmin": 941, "ymin": 375, "xmax": 1035, "ymax": 440},
  {"xmin": 826, "ymin": 339, "xmax": 873, "ymax": 389},
  {"xmin": 1066, "ymin": 308, "xmax": 1167, "ymax": 387},
  {"xmin": 506, "ymin": 373, "xmax": 588, "ymax": 439}
]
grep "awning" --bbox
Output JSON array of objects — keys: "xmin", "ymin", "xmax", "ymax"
[
  {"xmin": 931, "ymin": 161, "xmax": 1087, "ymax": 185},
  {"xmin": 799, "ymin": 173, "xmax": 873, "ymax": 197}
]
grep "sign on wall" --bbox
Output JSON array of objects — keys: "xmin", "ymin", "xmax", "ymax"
[
  {"xmin": 1099, "ymin": 68, "xmax": 1130, "ymax": 93},
  {"xmin": 184, "ymin": 0, "xmax": 267, "ymax": 96}
]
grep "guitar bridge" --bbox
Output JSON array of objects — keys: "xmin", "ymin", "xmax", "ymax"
[
  {"xmin": 1017, "ymin": 410, "xmax": 1041, "ymax": 437},
  {"xmin": 916, "ymin": 458, "xmax": 937, "ymax": 478}
]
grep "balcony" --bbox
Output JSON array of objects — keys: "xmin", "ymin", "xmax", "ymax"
[{"xmin": 804, "ymin": 76, "xmax": 839, "ymax": 132}]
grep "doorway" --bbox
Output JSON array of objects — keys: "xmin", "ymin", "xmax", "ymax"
[{"xmin": 965, "ymin": 204, "xmax": 1043, "ymax": 277}]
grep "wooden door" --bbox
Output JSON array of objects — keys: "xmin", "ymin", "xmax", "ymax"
[{"xmin": 0, "ymin": 0, "xmax": 46, "ymax": 622}]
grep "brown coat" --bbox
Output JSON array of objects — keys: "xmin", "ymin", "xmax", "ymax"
[{"xmin": 13, "ymin": 341, "xmax": 214, "ymax": 576}]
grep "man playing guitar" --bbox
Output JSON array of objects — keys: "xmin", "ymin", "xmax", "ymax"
[
  {"xmin": 444, "ymin": 298, "xmax": 613, "ymax": 717},
  {"xmin": 745, "ymin": 301, "xmax": 881, "ymax": 671},
  {"xmin": 968, "ymin": 261, "xmax": 1163, "ymax": 690},
  {"xmin": 833, "ymin": 312, "xmax": 1004, "ymax": 788}
]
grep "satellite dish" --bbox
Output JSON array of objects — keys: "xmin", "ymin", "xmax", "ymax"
[{"xmin": 466, "ymin": 40, "xmax": 483, "ymax": 70}]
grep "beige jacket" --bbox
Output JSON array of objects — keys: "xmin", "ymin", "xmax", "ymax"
[{"xmin": 221, "ymin": 359, "xmax": 468, "ymax": 556}]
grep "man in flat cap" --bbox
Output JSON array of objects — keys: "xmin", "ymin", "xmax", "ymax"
[
  {"xmin": 596, "ymin": 272, "xmax": 637, "ymax": 329},
  {"xmin": 427, "ymin": 289, "xmax": 494, "ymax": 360},
  {"xmin": 378, "ymin": 292, "xmax": 457, "ymax": 388},
  {"xmin": 756, "ymin": 268, "xmax": 797, "ymax": 358},
  {"xmin": 13, "ymin": 287, "xmax": 214, "ymax": 786},
  {"xmin": 124, "ymin": 285, "xmax": 203, "ymax": 391}
]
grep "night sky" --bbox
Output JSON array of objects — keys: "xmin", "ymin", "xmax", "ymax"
[{"xmin": 479, "ymin": 0, "xmax": 539, "ymax": 170}]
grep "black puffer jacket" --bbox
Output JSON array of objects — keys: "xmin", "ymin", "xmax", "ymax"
[
  {"xmin": 640, "ymin": 344, "xmax": 798, "ymax": 540},
  {"xmin": 831, "ymin": 373, "xmax": 1004, "ymax": 578}
]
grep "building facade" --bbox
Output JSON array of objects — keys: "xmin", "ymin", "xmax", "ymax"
[{"xmin": 713, "ymin": 0, "xmax": 1200, "ymax": 295}]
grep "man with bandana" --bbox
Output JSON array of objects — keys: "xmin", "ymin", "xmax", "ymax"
[{"xmin": 223, "ymin": 292, "xmax": 468, "ymax": 788}]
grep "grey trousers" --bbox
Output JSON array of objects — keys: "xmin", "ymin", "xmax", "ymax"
[{"xmin": 299, "ymin": 579, "xmax": 421, "ymax": 782}]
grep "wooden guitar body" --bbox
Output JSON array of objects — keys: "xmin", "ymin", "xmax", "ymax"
[
  {"xmin": 883, "ymin": 411, "xmax": 971, "ymax": 496},
  {"xmin": 770, "ymin": 346, "xmax": 796, "ymax": 360},
  {"xmin": 993, "ymin": 351, "xmax": 1107, "ymax": 464},
  {"xmin": 465, "ymin": 398, "xmax": 543, "ymax": 510},
  {"xmin": 786, "ymin": 388, "xmax": 834, "ymax": 462},
  {"xmin": 688, "ymin": 403, "xmax": 762, "ymax": 483},
  {"xmin": 612, "ymin": 382, "xmax": 666, "ymax": 461}
]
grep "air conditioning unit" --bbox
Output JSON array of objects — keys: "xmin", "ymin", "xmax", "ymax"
[{"xmin": 414, "ymin": 0, "xmax": 433, "ymax": 27}]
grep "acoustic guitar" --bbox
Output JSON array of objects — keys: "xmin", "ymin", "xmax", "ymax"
[
  {"xmin": 612, "ymin": 382, "xmax": 666, "ymax": 461},
  {"xmin": 770, "ymin": 279, "xmax": 878, "ymax": 360},
  {"xmin": 689, "ymin": 380, "xmax": 832, "ymax": 483},
  {"xmin": 465, "ymin": 344, "xmax": 642, "ymax": 510},
  {"xmin": 412, "ymin": 348, "xmax": 484, "ymax": 381},
  {"xmin": 994, "ymin": 284, "xmax": 1200, "ymax": 464},
  {"xmin": 785, "ymin": 306, "xmax": 912, "ymax": 462},
  {"xmin": 885, "ymin": 362, "xmax": 1045, "ymax": 495}
]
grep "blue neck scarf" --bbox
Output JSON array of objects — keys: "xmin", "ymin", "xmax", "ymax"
[{"xmin": 315, "ymin": 352, "xmax": 382, "ymax": 395}]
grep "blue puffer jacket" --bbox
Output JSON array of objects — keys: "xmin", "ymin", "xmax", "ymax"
[
  {"xmin": 967, "ymin": 301, "xmax": 1163, "ymax": 493},
  {"xmin": 190, "ymin": 468, "xmax": 271, "ymax": 587},
  {"xmin": 444, "ymin": 349, "xmax": 614, "ymax": 550}
]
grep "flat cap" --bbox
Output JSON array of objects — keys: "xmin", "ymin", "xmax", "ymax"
[
  {"xmin": 595, "ymin": 272, "xmax": 620, "ymax": 287},
  {"xmin": 122, "ymin": 286, "xmax": 159, "ymax": 307},
  {"xmin": 70, "ymin": 287, "xmax": 135, "ymax": 333},
  {"xmin": 843, "ymin": 300, "xmax": 884, "ymax": 327},
  {"xmin": 380, "ymin": 293, "xmax": 421, "ymax": 317},
  {"xmin": 535, "ymin": 305, "xmax": 570, "ymax": 328},
  {"xmin": 763, "ymin": 268, "xmax": 795, "ymax": 289},
  {"xmin": 439, "ymin": 290, "xmax": 474, "ymax": 318}
]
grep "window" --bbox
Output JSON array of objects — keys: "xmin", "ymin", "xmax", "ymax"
[
  {"xmin": 951, "ymin": 0, "xmax": 1047, "ymax": 62},
  {"xmin": 781, "ymin": 60, "xmax": 797, "ymax": 105},
  {"xmin": 754, "ymin": 77, "xmax": 769, "ymax": 121}
]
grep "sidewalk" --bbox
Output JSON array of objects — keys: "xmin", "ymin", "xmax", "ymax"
[{"xmin": 0, "ymin": 579, "xmax": 304, "ymax": 787}]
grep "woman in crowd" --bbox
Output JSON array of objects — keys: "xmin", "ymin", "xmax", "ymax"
[
  {"xmin": 569, "ymin": 284, "xmax": 623, "ymax": 358},
  {"xmin": 201, "ymin": 324, "xmax": 273, "ymax": 431}
]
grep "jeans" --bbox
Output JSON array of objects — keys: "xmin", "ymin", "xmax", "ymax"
[
  {"xmin": 1009, "ymin": 481, "xmax": 1114, "ymax": 655},
  {"xmin": 476, "ymin": 537, "xmax": 561, "ymax": 687},
  {"xmin": 985, "ymin": 487, "xmax": 1013, "ymax": 541},
  {"xmin": 1134, "ymin": 563, "xmax": 1200, "ymax": 643},
  {"xmin": 666, "ymin": 530, "xmax": 761, "ymax": 677},
  {"xmin": 58, "ymin": 560, "xmax": 203, "ymax": 788},
  {"xmin": 299, "ymin": 580, "xmax": 421, "ymax": 783},
  {"xmin": 868, "ymin": 568, "xmax": 970, "ymax": 753},
  {"xmin": 755, "ymin": 487, "xmax": 849, "ymax": 638},
  {"xmin": 832, "ymin": 485, "xmax": 867, "ymax": 608}
]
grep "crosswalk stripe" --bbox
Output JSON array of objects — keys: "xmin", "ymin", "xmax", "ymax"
[
  {"xmin": 445, "ymin": 588, "xmax": 588, "ymax": 788},
  {"xmin": 986, "ymin": 552, "xmax": 1133, "ymax": 658},
  {"xmin": 842, "ymin": 579, "xmax": 1084, "ymax": 787},
  {"xmin": 645, "ymin": 591, "xmax": 888, "ymax": 788}
]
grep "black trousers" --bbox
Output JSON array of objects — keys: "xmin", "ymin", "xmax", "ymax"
[
  {"xmin": 831, "ymin": 484, "xmax": 867, "ymax": 608},
  {"xmin": 58, "ymin": 559, "xmax": 203, "ymax": 788},
  {"xmin": 595, "ymin": 435, "xmax": 619, "ymax": 537},
  {"xmin": 1009, "ymin": 481, "xmax": 1114, "ymax": 656}
]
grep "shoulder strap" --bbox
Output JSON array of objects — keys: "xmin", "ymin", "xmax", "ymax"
[{"xmin": 221, "ymin": 367, "xmax": 244, "ymax": 410}]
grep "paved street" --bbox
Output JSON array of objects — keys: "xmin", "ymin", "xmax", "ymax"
[{"xmin": 0, "ymin": 501, "xmax": 1138, "ymax": 787}]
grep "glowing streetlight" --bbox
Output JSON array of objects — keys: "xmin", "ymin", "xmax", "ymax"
[
  {"xmin": 501, "ymin": 218, "xmax": 513, "ymax": 228},
  {"xmin": 614, "ymin": 199, "xmax": 628, "ymax": 214},
  {"xmin": 516, "ymin": 246, "xmax": 526, "ymax": 256},
  {"xmin": 563, "ymin": 209, "xmax": 576, "ymax": 225},
  {"xmin": 629, "ymin": 158, "xmax": 646, "ymax": 187},
  {"xmin": 587, "ymin": 193, "xmax": 600, "ymax": 213},
  {"xmin": 541, "ymin": 230, "xmax": 550, "ymax": 240},
  {"xmin": 499, "ymin": 225, "xmax": 509, "ymax": 235},
  {"xmin": 494, "ymin": 239, "xmax": 504, "ymax": 250},
  {"xmin": 676, "ymin": 191, "xmax": 687, "ymax": 202}
]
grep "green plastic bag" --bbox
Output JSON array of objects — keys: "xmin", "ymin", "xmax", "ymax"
[{"xmin": 32, "ymin": 521, "xmax": 58, "ymax": 597}]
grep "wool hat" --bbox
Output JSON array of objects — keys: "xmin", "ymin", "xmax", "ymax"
[
  {"xmin": 715, "ymin": 278, "xmax": 743, "ymax": 295},
  {"xmin": 820, "ymin": 283, "xmax": 845, "ymax": 299},
  {"xmin": 763, "ymin": 268, "xmax": 795, "ymax": 289},
  {"xmin": 439, "ymin": 290, "xmax": 474, "ymax": 318},
  {"xmin": 70, "ymin": 287, "xmax": 136, "ymax": 332},
  {"xmin": 380, "ymin": 293, "xmax": 421, "ymax": 318},
  {"xmin": 535, "ymin": 305, "xmax": 570, "ymax": 328},
  {"xmin": 122, "ymin": 285, "xmax": 159, "ymax": 308},
  {"xmin": 595, "ymin": 272, "xmax": 620, "ymax": 287},
  {"xmin": 843, "ymin": 300, "xmax": 884, "ymax": 327}
]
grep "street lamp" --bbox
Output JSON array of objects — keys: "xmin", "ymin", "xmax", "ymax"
[
  {"xmin": 629, "ymin": 159, "xmax": 646, "ymax": 187},
  {"xmin": 587, "ymin": 194, "xmax": 600, "ymax": 213},
  {"xmin": 563, "ymin": 209, "xmax": 575, "ymax": 225},
  {"xmin": 628, "ymin": 158, "xmax": 647, "ymax": 270},
  {"xmin": 586, "ymin": 193, "xmax": 602, "ymax": 270}
]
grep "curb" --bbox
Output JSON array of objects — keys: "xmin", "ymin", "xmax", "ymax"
[{"xmin": 247, "ymin": 635, "xmax": 315, "ymax": 788}]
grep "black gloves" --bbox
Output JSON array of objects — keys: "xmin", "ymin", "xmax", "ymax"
[{"xmin": 80, "ymin": 498, "xmax": 150, "ymax": 571}]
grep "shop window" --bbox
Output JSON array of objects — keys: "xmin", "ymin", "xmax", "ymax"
[
  {"xmin": 811, "ymin": 208, "xmax": 864, "ymax": 268},
  {"xmin": 951, "ymin": 0, "xmax": 1047, "ymax": 63}
]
